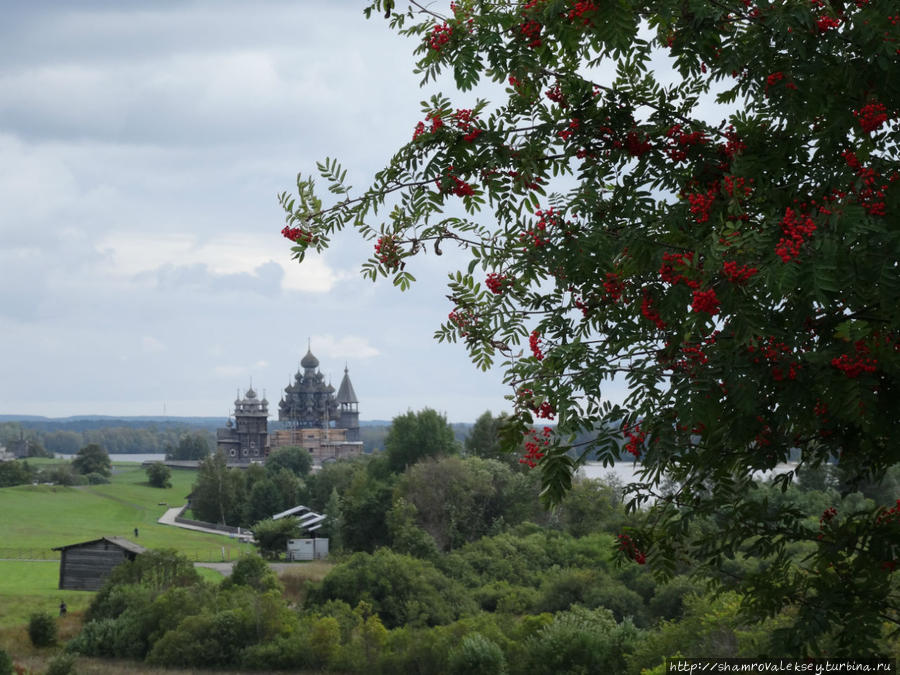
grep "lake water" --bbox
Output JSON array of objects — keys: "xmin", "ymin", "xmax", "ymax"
[{"xmin": 580, "ymin": 461, "xmax": 799, "ymax": 485}]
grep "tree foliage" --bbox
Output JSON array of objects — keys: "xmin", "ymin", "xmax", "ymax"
[
  {"xmin": 252, "ymin": 517, "xmax": 301, "ymax": 560},
  {"xmin": 145, "ymin": 461, "xmax": 172, "ymax": 488},
  {"xmin": 72, "ymin": 443, "xmax": 111, "ymax": 477},
  {"xmin": 190, "ymin": 451, "xmax": 242, "ymax": 525},
  {"xmin": 281, "ymin": 0, "xmax": 900, "ymax": 651},
  {"xmin": 266, "ymin": 445, "xmax": 313, "ymax": 477},
  {"xmin": 384, "ymin": 407, "xmax": 460, "ymax": 472}
]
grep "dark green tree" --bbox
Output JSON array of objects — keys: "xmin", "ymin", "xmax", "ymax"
[
  {"xmin": 266, "ymin": 445, "xmax": 313, "ymax": 477},
  {"xmin": 191, "ymin": 452, "xmax": 239, "ymax": 525},
  {"xmin": 72, "ymin": 443, "xmax": 111, "ymax": 477},
  {"xmin": 384, "ymin": 408, "xmax": 459, "ymax": 473},
  {"xmin": 464, "ymin": 411, "xmax": 509, "ymax": 461},
  {"xmin": 0, "ymin": 460, "xmax": 33, "ymax": 487},
  {"xmin": 251, "ymin": 518, "xmax": 300, "ymax": 560},
  {"xmin": 145, "ymin": 461, "xmax": 172, "ymax": 488}
]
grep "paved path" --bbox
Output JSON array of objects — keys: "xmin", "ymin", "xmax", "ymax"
[{"xmin": 157, "ymin": 505, "xmax": 252, "ymax": 541}]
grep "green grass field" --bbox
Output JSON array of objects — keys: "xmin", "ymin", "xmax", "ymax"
[
  {"xmin": 0, "ymin": 461, "xmax": 254, "ymax": 629},
  {"xmin": 0, "ymin": 464, "xmax": 253, "ymax": 560}
]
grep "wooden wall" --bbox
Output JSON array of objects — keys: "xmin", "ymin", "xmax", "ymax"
[{"xmin": 58, "ymin": 541, "xmax": 133, "ymax": 591}]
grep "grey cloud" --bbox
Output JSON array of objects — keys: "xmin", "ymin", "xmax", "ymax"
[{"xmin": 149, "ymin": 260, "xmax": 284, "ymax": 297}]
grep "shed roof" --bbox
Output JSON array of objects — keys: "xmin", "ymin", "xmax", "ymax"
[{"xmin": 53, "ymin": 536, "xmax": 148, "ymax": 555}]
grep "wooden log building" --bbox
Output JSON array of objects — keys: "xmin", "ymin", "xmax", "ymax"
[{"xmin": 53, "ymin": 536, "xmax": 146, "ymax": 591}]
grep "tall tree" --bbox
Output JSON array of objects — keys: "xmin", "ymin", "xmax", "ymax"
[
  {"xmin": 265, "ymin": 445, "xmax": 313, "ymax": 478},
  {"xmin": 464, "ymin": 410, "xmax": 509, "ymax": 461},
  {"xmin": 281, "ymin": 0, "xmax": 900, "ymax": 652},
  {"xmin": 72, "ymin": 443, "xmax": 111, "ymax": 477},
  {"xmin": 191, "ymin": 452, "xmax": 239, "ymax": 525},
  {"xmin": 384, "ymin": 408, "xmax": 459, "ymax": 473}
]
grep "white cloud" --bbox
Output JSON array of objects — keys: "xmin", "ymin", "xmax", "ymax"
[
  {"xmin": 99, "ymin": 232, "xmax": 345, "ymax": 293},
  {"xmin": 310, "ymin": 334, "xmax": 381, "ymax": 361}
]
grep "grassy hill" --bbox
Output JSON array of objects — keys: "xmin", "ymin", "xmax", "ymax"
[{"xmin": 0, "ymin": 461, "xmax": 253, "ymax": 629}]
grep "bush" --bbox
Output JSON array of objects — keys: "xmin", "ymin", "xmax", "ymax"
[
  {"xmin": 448, "ymin": 633, "xmax": 508, "ymax": 675},
  {"xmin": 85, "ymin": 471, "xmax": 110, "ymax": 485},
  {"xmin": 45, "ymin": 652, "xmax": 77, "ymax": 675},
  {"xmin": 223, "ymin": 553, "xmax": 282, "ymax": 593},
  {"xmin": 28, "ymin": 611, "xmax": 57, "ymax": 647},
  {"xmin": 0, "ymin": 648, "xmax": 12, "ymax": 675},
  {"xmin": 145, "ymin": 461, "xmax": 172, "ymax": 488}
]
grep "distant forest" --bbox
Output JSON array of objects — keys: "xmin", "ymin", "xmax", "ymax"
[{"xmin": 0, "ymin": 417, "xmax": 474, "ymax": 456}]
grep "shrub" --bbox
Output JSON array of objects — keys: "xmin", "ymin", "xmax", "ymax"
[
  {"xmin": 0, "ymin": 648, "xmax": 12, "ymax": 675},
  {"xmin": 145, "ymin": 461, "xmax": 172, "ymax": 488},
  {"xmin": 222, "ymin": 553, "xmax": 282, "ymax": 592},
  {"xmin": 85, "ymin": 471, "xmax": 110, "ymax": 485},
  {"xmin": 28, "ymin": 611, "xmax": 57, "ymax": 647},
  {"xmin": 45, "ymin": 652, "xmax": 76, "ymax": 675},
  {"xmin": 448, "ymin": 633, "xmax": 508, "ymax": 675}
]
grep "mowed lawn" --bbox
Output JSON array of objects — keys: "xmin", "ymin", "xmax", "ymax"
[
  {"xmin": 0, "ymin": 462, "xmax": 254, "ymax": 559},
  {"xmin": 0, "ymin": 461, "xmax": 250, "ymax": 628},
  {"xmin": 0, "ymin": 560, "xmax": 93, "ymax": 628}
]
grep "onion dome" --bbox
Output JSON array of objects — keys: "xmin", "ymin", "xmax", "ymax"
[{"xmin": 301, "ymin": 348, "xmax": 319, "ymax": 370}]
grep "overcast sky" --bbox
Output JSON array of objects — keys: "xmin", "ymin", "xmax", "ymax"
[{"xmin": 0, "ymin": 0, "xmax": 519, "ymax": 422}]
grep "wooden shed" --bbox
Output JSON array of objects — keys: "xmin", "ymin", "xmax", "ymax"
[{"xmin": 53, "ymin": 536, "xmax": 147, "ymax": 591}]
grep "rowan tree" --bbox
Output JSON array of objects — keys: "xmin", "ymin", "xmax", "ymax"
[{"xmin": 281, "ymin": 0, "xmax": 900, "ymax": 653}]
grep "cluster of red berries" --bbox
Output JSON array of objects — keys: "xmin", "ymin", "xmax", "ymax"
[
  {"xmin": 453, "ymin": 110, "xmax": 482, "ymax": 143},
  {"xmin": 686, "ymin": 185, "xmax": 718, "ymax": 223},
  {"xmin": 529, "ymin": 330, "xmax": 545, "ymax": 360},
  {"xmin": 671, "ymin": 343, "xmax": 709, "ymax": 376},
  {"xmin": 775, "ymin": 207, "xmax": 817, "ymax": 262},
  {"xmin": 603, "ymin": 273, "xmax": 625, "ymax": 303},
  {"xmin": 518, "ymin": 20, "xmax": 542, "ymax": 48},
  {"xmin": 281, "ymin": 226, "xmax": 313, "ymax": 244},
  {"xmin": 558, "ymin": 118, "xmax": 580, "ymax": 141},
  {"xmin": 665, "ymin": 124, "xmax": 707, "ymax": 162},
  {"xmin": 520, "ymin": 426, "xmax": 552, "ymax": 468},
  {"xmin": 747, "ymin": 336, "xmax": 801, "ymax": 382},
  {"xmin": 485, "ymin": 272, "xmax": 507, "ymax": 295},
  {"xmin": 568, "ymin": 1, "xmax": 598, "ymax": 24},
  {"xmin": 616, "ymin": 533, "xmax": 646, "ymax": 564},
  {"xmin": 765, "ymin": 71, "xmax": 796, "ymax": 94},
  {"xmin": 641, "ymin": 292, "xmax": 667, "ymax": 330},
  {"xmin": 374, "ymin": 236, "xmax": 402, "ymax": 270},
  {"xmin": 545, "ymin": 83, "xmax": 567, "ymax": 107},
  {"xmin": 718, "ymin": 126, "xmax": 746, "ymax": 160},
  {"xmin": 690, "ymin": 288, "xmax": 720, "ymax": 316},
  {"xmin": 623, "ymin": 423, "xmax": 646, "ymax": 458},
  {"xmin": 520, "ymin": 208, "xmax": 556, "ymax": 248},
  {"xmin": 831, "ymin": 340, "xmax": 878, "ymax": 378},
  {"xmin": 412, "ymin": 113, "xmax": 444, "ymax": 141},
  {"xmin": 448, "ymin": 307, "xmax": 478, "ymax": 338},
  {"xmin": 429, "ymin": 23, "xmax": 453, "ymax": 51},
  {"xmin": 660, "ymin": 251, "xmax": 700, "ymax": 289},
  {"xmin": 815, "ymin": 15, "xmax": 841, "ymax": 32},
  {"xmin": 854, "ymin": 101, "xmax": 889, "ymax": 134},
  {"xmin": 841, "ymin": 150, "xmax": 896, "ymax": 218},
  {"xmin": 723, "ymin": 175, "xmax": 753, "ymax": 199},
  {"xmin": 722, "ymin": 260, "xmax": 758, "ymax": 284},
  {"xmin": 449, "ymin": 175, "xmax": 475, "ymax": 197},
  {"xmin": 624, "ymin": 131, "xmax": 653, "ymax": 157}
]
